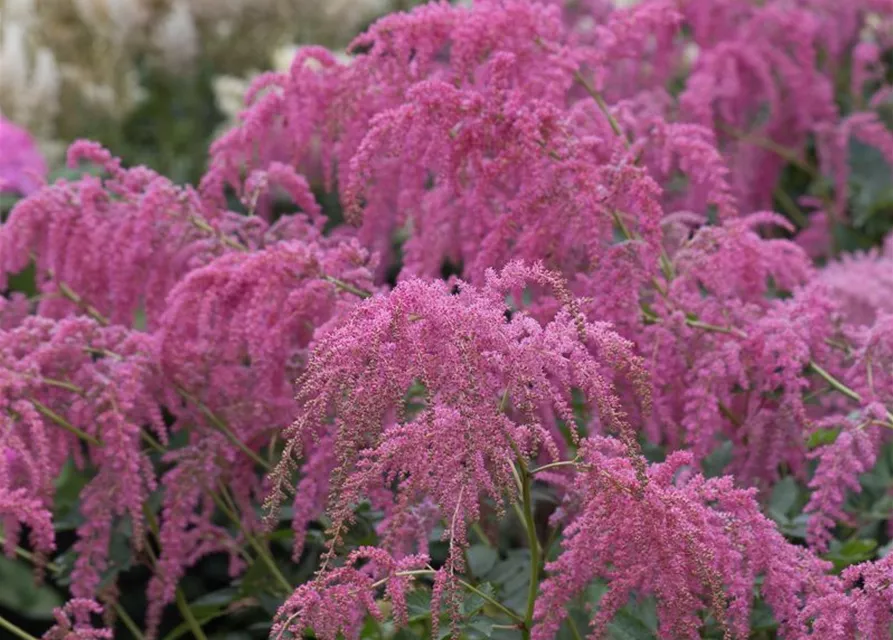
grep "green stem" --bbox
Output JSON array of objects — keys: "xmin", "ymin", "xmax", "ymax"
[
  {"xmin": 140, "ymin": 430, "xmax": 166, "ymax": 454},
  {"xmin": 176, "ymin": 385, "xmax": 270, "ymax": 470},
  {"xmin": 685, "ymin": 318, "xmax": 747, "ymax": 338},
  {"xmin": 114, "ymin": 603, "xmax": 146, "ymax": 640},
  {"xmin": 716, "ymin": 124, "xmax": 820, "ymax": 179},
  {"xmin": 0, "ymin": 535, "xmax": 145, "ymax": 639},
  {"xmin": 809, "ymin": 361, "xmax": 893, "ymax": 426},
  {"xmin": 29, "ymin": 398, "xmax": 102, "ymax": 446},
  {"xmin": 808, "ymin": 361, "xmax": 860, "ymax": 402},
  {"xmin": 0, "ymin": 615, "xmax": 39, "ymax": 640},
  {"xmin": 567, "ymin": 616, "xmax": 584, "ymax": 640},
  {"xmin": 0, "ymin": 534, "xmax": 60, "ymax": 574},
  {"xmin": 323, "ymin": 275, "xmax": 373, "ymax": 299},
  {"xmin": 188, "ymin": 215, "xmax": 248, "ymax": 252},
  {"xmin": 375, "ymin": 569, "xmax": 525, "ymax": 626},
  {"xmin": 471, "ymin": 521, "xmax": 493, "ymax": 547},
  {"xmin": 518, "ymin": 458, "xmax": 540, "ymax": 640},
  {"xmin": 772, "ymin": 186, "xmax": 809, "ymax": 227},
  {"xmin": 56, "ymin": 281, "xmax": 109, "ymax": 326},
  {"xmin": 529, "ymin": 459, "xmax": 579, "ymax": 475},
  {"xmin": 174, "ymin": 589, "xmax": 208, "ymax": 640},
  {"xmin": 213, "ymin": 485, "xmax": 292, "ymax": 595},
  {"xmin": 461, "ymin": 578, "xmax": 525, "ymax": 625},
  {"xmin": 573, "ymin": 71, "xmax": 629, "ymax": 149},
  {"xmin": 38, "ymin": 377, "xmax": 84, "ymax": 394}
]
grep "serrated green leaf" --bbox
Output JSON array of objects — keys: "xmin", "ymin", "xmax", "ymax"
[
  {"xmin": 406, "ymin": 588, "xmax": 432, "ymax": 618},
  {"xmin": 466, "ymin": 615, "xmax": 495, "ymax": 638},
  {"xmin": 768, "ymin": 476, "xmax": 799, "ymax": 520},
  {"xmin": 466, "ymin": 544, "xmax": 498, "ymax": 578},
  {"xmin": 0, "ymin": 556, "xmax": 64, "ymax": 619},
  {"xmin": 607, "ymin": 609, "xmax": 657, "ymax": 640}
]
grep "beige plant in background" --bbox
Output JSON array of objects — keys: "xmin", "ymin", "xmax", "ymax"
[
  {"xmin": 1, "ymin": 0, "xmax": 62, "ymax": 159},
  {"xmin": 212, "ymin": 0, "xmax": 419, "ymax": 129},
  {"xmin": 1, "ymin": 0, "xmax": 415, "ymax": 167}
]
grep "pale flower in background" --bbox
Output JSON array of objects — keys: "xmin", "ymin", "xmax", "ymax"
[
  {"xmin": 213, "ymin": 75, "xmax": 251, "ymax": 122},
  {"xmin": 0, "ymin": 1, "xmax": 61, "ymax": 142},
  {"xmin": 153, "ymin": 1, "xmax": 200, "ymax": 68},
  {"xmin": 71, "ymin": 0, "xmax": 148, "ymax": 44}
]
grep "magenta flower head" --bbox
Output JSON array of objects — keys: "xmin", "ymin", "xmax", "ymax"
[{"xmin": 0, "ymin": 115, "xmax": 47, "ymax": 197}]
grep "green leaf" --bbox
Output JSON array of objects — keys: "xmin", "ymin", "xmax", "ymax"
[
  {"xmin": 53, "ymin": 458, "xmax": 91, "ymax": 531},
  {"xmin": 807, "ymin": 428, "xmax": 840, "ymax": 450},
  {"xmin": 702, "ymin": 440, "xmax": 733, "ymax": 477},
  {"xmin": 608, "ymin": 609, "xmax": 657, "ymax": 640},
  {"xmin": 462, "ymin": 582, "xmax": 496, "ymax": 616},
  {"xmin": 0, "ymin": 556, "xmax": 64, "ymax": 619},
  {"xmin": 465, "ymin": 615, "xmax": 495, "ymax": 638},
  {"xmin": 189, "ymin": 587, "xmax": 240, "ymax": 616},
  {"xmin": 487, "ymin": 550, "xmax": 530, "ymax": 613},
  {"xmin": 825, "ymin": 538, "xmax": 878, "ymax": 572},
  {"xmin": 406, "ymin": 588, "xmax": 432, "ymax": 619},
  {"xmin": 768, "ymin": 476, "xmax": 799, "ymax": 521},
  {"xmin": 0, "ymin": 192, "xmax": 21, "ymax": 216},
  {"xmin": 238, "ymin": 558, "xmax": 281, "ymax": 599},
  {"xmin": 47, "ymin": 163, "xmax": 104, "ymax": 183},
  {"xmin": 466, "ymin": 544, "xmax": 498, "ymax": 578}
]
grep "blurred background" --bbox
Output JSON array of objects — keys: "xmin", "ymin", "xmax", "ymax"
[{"xmin": 0, "ymin": 0, "xmax": 423, "ymax": 186}]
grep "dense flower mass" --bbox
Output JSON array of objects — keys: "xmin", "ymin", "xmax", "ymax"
[
  {"xmin": 0, "ymin": 115, "xmax": 47, "ymax": 196},
  {"xmin": 2, "ymin": 0, "xmax": 893, "ymax": 639}
]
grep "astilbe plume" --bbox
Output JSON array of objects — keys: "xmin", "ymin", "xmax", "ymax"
[
  {"xmin": 208, "ymin": 0, "xmax": 579, "ymax": 191},
  {"xmin": 344, "ymin": 57, "xmax": 663, "ymax": 282},
  {"xmin": 156, "ymin": 222, "xmax": 375, "ymax": 443},
  {"xmin": 816, "ymin": 111, "xmax": 893, "ymax": 217},
  {"xmin": 630, "ymin": 120, "xmax": 738, "ymax": 221},
  {"xmin": 0, "ymin": 139, "xmax": 381, "ymax": 633},
  {"xmin": 0, "ymin": 315, "xmax": 164, "ymax": 602},
  {"xmin": 534, "ymin": 442, "xmax": 834, "ymax": 640},
  {"xmin": 803, "ymin": 279, "xmax": 893, "ymax": 549},
  {"xmin": 614, "ymin": 0, "xmax": 893, "ymax": 221},
  {"xmin": 639, "ymin": 214, "xmax": 832, "ymax": 481},
  {"xmin": 2, "ymin": 0, "xmax": 893, "ymax": 637},
  {"xmin": 267, "ymin": 262, "xmax": 648, "ymax": 633},
  {"xmin": 566, "ymin": 0, "xmax": 685, "ymax": 108},
  {"xmin": 271, "ymin": 548, "xmax": 429, "ymax": 640},
  {"xmin": 0, "ymin": 141, "xmax": 227, "ymax": 327},
  {"xmin": 678, "ymin": 1, "xmax": 837, "ymax": 212},
  {"xmin": 147, "ymin": 227, "xmax": 376, "ymax": 629},
  {"xmin": 208, "ymin": 0, "xmax": 592, "ymax": 276},
  {"xmin": 0, "ymin": 145, "xmax": 325, "ymax": 330},
  {"xmin": 145, "ymin": 439, "xmax": 247, "ymax": 637},
  {"xmin": 42, "ymin": 599, "xmax": 112, "ymax": 640},
  {"xmin": 817, "ymin": 232, "xmax": 893, "ymax": 326},
  {"xmin": 805, "ymin": 415, "xmax": 883, "ymax": 551},
  {"xmin": 0, "ymin": 115, "xmax": 47, "ymax": 196},
  {"xmin": 804, "ymin": 552, "xmax": 893, "ymax": 639}
]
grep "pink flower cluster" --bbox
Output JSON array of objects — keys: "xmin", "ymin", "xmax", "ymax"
[
  {"xmin": 0, "ymin": 116, "xmax": 47, "ymax": 197},
  {"xmin": 1, "ymin": 0, "xmax": 893, "ymax": 639}
]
